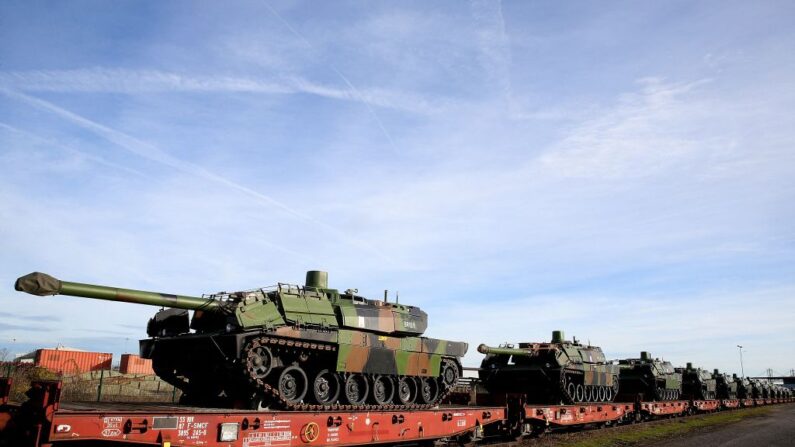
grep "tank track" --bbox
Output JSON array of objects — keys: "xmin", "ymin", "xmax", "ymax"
[
  {"xmin": 244, "ymin": 335, "xmax": 457, "ymax": 411},
  {"xmin": 558, "ymin": 366, "xmax": 618, "ymax": 404}
]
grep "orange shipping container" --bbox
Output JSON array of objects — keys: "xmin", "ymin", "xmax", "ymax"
[
  {"xmin": 119, "ymin": 354, "xmax": 154, "ymax": 375},
  {"xmin": 34, "ymin": 349, "xmax": 112, "ymax": 374}
]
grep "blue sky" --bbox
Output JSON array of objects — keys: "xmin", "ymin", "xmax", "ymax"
[{"xmin": 1, "ymin": 1, "xmax": 793, "ymax": 377}]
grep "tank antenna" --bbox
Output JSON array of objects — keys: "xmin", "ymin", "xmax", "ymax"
[
  {"xmin": 384, "ymin": 289, "xmax": 388, "ymax": 302},
  {"xmin": 396, "ymin": 291, "xmax": 399, "ymax": 304}
]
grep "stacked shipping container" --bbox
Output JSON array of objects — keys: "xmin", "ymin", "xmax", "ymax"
[{"xmin": 34, "ymin": 349, "xmax": 112, "ymax": 374}]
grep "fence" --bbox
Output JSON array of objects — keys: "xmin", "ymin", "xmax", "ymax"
[{"xmin": 1, "ymin": 361, "xmax": 181, "ymax": 404}]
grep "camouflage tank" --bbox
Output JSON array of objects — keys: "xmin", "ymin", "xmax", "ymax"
[
  {"xmin": 616, "ymin": 352, "xmax": 682, "ymax": 401},
  {"xmin": 774, "ymin": 384, "xmax": 784, "ymax": 399},
  {"xmin": 15, "ymin": 271, "xmax": 466, "ymax": 410},
  {"xmin": 477, "ymin": 331, "xmax": 620, "ymax": 404},
  {"xmin": 781, "ymin": 386, "xmax": 792, "ymax": 399},
  {"xmin": 735, "ymin": 376, "xmax": 760, "ymax": 399},
  {"xmin": 759, "ymin": 381, "xmax": 773, "ymax": 399},
  {"xmin": 751, "ymin": 379, "xmax": 766, "ymax": 399},
  {"xmin": 712, "ymin": 369, "xmax": 737, "ymax": 399},
  {"xmin": 676, "ymin": 363, "xmax": 716, "ymax": 400}
]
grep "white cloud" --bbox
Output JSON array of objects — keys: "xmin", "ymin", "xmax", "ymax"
[{"xmin": 0, "ymin": 88, "xmax": 393, "ymax": 264}]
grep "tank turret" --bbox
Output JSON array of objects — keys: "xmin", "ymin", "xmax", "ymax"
[
  {"xmin": 15, "ymin": 271, "xmax": 466, "ymax": 410},
  {"xmin": 477, "ymin": 330, "xmax": 619, "ymax": 405}
]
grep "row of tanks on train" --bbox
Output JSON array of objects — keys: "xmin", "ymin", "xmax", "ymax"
[
  {"xmin": 477, "ymin": 331, "xmax": 792, "ymax": 404},
  {"xmin": 13, "ymin": 271, "xmax": 791, "ymax": 409}
]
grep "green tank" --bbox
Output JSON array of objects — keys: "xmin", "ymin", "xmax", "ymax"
[
  {"xmin": 616, "ymin": 352, "xmax": 682, "ymax": 401},
  {"xmin": 713, "ymin": 369, "xmax": 737, "ymax": 399},
  {"xmin": 477, "ymin": 330, "xmax": 620, "ymax": 404},
  {"xmin": 780, "ymin": 386, "xmax": 792, "ymax": 398},
  {"xmin": 772, "ymin": 384, "xmax": 782, "ymax": 399},
  {"xmin": 759, "ymin": 381, "xmax": 773, "ymax": 399},
  {"xmin": 734, "ymin": 375, "xmax": 755, "ymax": 399},
  {"xmin": 676, "ymin": 363, "xmax": 716, "ymax": 400},
  {"xmin": 15, "ymin": 271, "xmax": 466, "ymax": 409}
]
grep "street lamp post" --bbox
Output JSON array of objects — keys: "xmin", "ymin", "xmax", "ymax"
[{"xmin": 737, "ymin": 345, "xmax": 744, "ymax": 378}]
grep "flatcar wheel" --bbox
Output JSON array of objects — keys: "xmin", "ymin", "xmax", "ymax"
[
  {"xmin": 344, "ymin": 374, "xmax": 369, "ymax": 405},
  {"xmin": 279, "ymin": 366, "xmax": 308, "ymax": 404},
  {"xmin": 575, "ymin": 384, "xmax": 584, "ymax": 402},
  {"xmin": 396, "ymin": 376, "xmax": 417, "ymax": 404},
  {"xmin": 312, "ymin": 369, "xmax": 340, "ymax": 405},
  {"xmin": 371, "ymin": 375, "xmax": 395, "ymax": 405},
  {"xmin": 419, "ymin": 377, "xmax": 439, "ymax": 404}
]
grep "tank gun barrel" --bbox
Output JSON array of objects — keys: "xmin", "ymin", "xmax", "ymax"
[
  {"xmin": 14, "ymin": 272, "xmax": 221, "ymax": 311},
  {"xmin": 477, "ymin": 344, "xmax": 532, "ymax": 356}
]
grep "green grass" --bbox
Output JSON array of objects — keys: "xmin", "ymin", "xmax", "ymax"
[{"xmin": 560, "ymin": 407, "xmax": 771, "ymax": 447}]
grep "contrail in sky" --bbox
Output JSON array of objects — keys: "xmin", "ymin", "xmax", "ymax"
[
  {"xmin": 0, "ymin": 88, "xmax": 393, "ymax": 263},
  {"xmin": 0, "ymin": 122, "xmax": 147, "ymax": 177},
  {"xmin": 262, "ymin": 2, "xmax": 400, "ymax": 154}
]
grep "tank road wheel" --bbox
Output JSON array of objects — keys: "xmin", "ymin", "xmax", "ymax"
[
  {"xmin": 371, "ymin": 375, "xmax": 395, "ymax": 405},
  {"xmin": 566, "ymin": 382, "xmax": 576, "ymax": 403},
  {"xmin": 396, "ymin": 376, "xmax": 417, "ymax": 405},
  {"xmin": 247, "ymin": 344, "xmax": 274, "ymax": 379},
  {"xmin": 441, "ymin": 359, "xmax": 459, "ymax": 387},
  {"xmin": 344, "ymin": 374, "xmax": 369, "ymax": 405},
  {"xmin": 278, "ymin": 366, "xmax": 308, "ymax": 404},
  {"xmin": 575, "ymin": 384, "xmax": 584, "ymax": 402},
  {"xmin": 605, "ymin": 386, "xmax": 613, "ymax": 402},
  {"xmin": 419, "ymin": 377, "xmax": 439, "ymax": 404},
  {"xmin": 656, "ymin": 387, "xmax": 664, "ymax": 401},
  {"xmin": 312, "ymin": 369, "xmax": 340, "ymax": 405},
  {"xmin": 597, "ymin": 386, "xmax": 606, "ymax": 402}
]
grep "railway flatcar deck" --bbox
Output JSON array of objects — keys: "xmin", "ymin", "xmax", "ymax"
[
  {"xmin": 0, "ymin": 380, "xmax": 504, "ymax": 447},
  {"xmin": 1, "ymin": 379, "xmax": 792, "ymax": 447}
]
